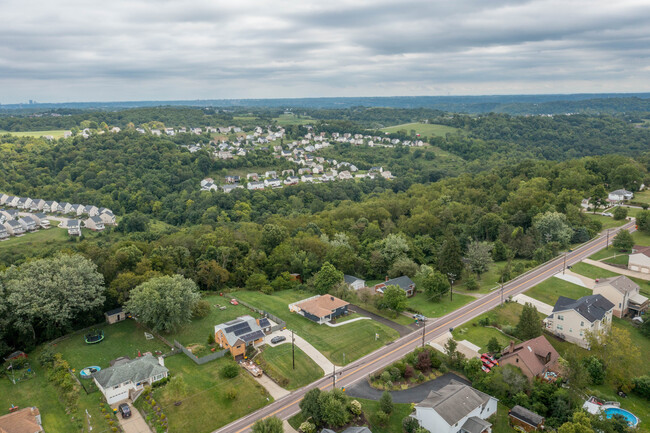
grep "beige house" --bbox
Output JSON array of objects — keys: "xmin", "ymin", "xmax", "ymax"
[
  {"xmin": 629, "ymin": 245, "xmax": 650, "ymax": 274},
  {"xmin": 593, "ymin": 275, "xmax": 649, "ymax": 318},
  {"xmin": 545, "ymin": 295, "xmax": 614, "ymax": 348}
]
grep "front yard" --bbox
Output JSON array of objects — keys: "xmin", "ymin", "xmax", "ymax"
[
  {"xmin": 524, "ymin": 278, "xmax": 591, "ymax": 306},
  {"xmin": 406, "ymin": 291, "xmax": 475, "ymax": 318},
  {"xmin": 257, "ymin": 345, "xmax": 324, "ymax": 390},
  {"xmin": 235, "ymin": 290, "xmax": 399, "ymax": 365},
  {"xmin": 571, "ymin": 262, "xmax": 650, "ymax": 297}
]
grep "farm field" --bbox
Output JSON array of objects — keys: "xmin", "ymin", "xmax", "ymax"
[
  {"xmin": 257, "ymin": 344, "xmax": 324, "ymax": 390},
  {"xmin": 524, "ymin": 278, "xmax": 591, "ymax": 306},
  {"xmin": 234, "ymin": 290, "xmax": 399, "ymax": 365},
  {"xmin": 0, "ymin": 130, "xmax": 68, "ymax": 138},
  {"xmin": 380, "ymin": 122, "xmax": 463, "ymax": 138},
  {"xmin": 153, "ymin": 355, "xmax": 270, "ymax": 433}
]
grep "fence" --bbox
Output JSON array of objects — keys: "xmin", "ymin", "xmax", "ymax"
[
  {"xmin": 233, "ymin": 297, "xmax": 287, "ymax": 332},
  {"xmin": 173, "ymin": 340, "xmax": 229, "ymax": 365}
]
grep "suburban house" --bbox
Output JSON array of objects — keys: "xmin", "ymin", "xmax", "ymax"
[
  {"xmin": 222, "ymin": 184, "xmax": 244, "ymax": 193},
  {"xmin": 59, "ymin": 202, "xmax": 72, "ymax": 214},
  {"xmin": 43, "ymin": 200, "xmax": 59, "ymax": 213},
  {"xmin": 0, "ymin": 406, "xmax": 43, "ymax": 433},
  {"xmin": 65, "ymin": 219, "xmax": 82, "ymax": 236},
  {"xmin": 16, "ymin": 197, "xmax": 32, "ymax": 209},
  {"xmin": 608, "ymin": 189, "xmax": 634, "ymax": 202},
  {"xmin": 544, "ymin": 295, "xmax": 614, "ymax": 348},
  {"xmin": 1, "ymin": 209, "xmax": 19, "ymax": 220},
  {"xmin": 374, "ymin": 276, "xmax": 416, "ymax": 297},
  {"xmin": 593, "ymin": 275, "xmax": 648, "ymax": 318},
  {"xmin": 105, "ymin": 307, "xmax": 126, "ymax": 324},
  {"xmin": 508, "ymin": 405, "xmax": 544, "ymax": 432},
  {"xmin": 71, "ymin": 204, "xmax": 85, "ymax": 216},
  {"xmin": 412, "ymin": 380, "xmax": 498, "ymax": 433},
  {"xmin": 99, "ymin": 210, "xmax": 116, "ymax": 225},
  {"xmin": 288, "ymin": 295, "xmax": 349, "ymax": 324},
  {"xmin": 30, "ymin": 198, "xmax": 45, "ymax": 211},
  {"xmin": 264, "ymin": 178, "xmax": 282, "ymax": 188},
  {"xmin": 0, "ymin": 225, "xmax": 8, "ymax": 240},
  {"xmin": 85, "ymin": 205, "xmax": 100, "ymax": 216},
  {"xmin": 18, "ymin": 216, "xmax": 38, "ymax": 232},
  {"xmin": 214, "ymin": 315, "xmax": 270, "ymax": 358},
  {"xmin": 498, "ymin": 336, "xmax": 560, "ymax": 381},
  {"xmin": 344, "ymin": 275, "xmax": 366, "ymax": 290},
  {"xmin": 247, "ymin": 181, "xmax": 265, "ymax": 191},
  {"xmin": 84, "ymin": 216, "xmax": 105, "ymax": 231},
  {"xmin": 4, "ymin": 220, "xmax": 25, "ymax": 236},
  {"xmin": 321, "ymin": 428, "xmax": 372, "ymax": 433},
  {"xmin": 32, "ymin": 213, "xmax": 50, "ymax": 228},
  {"xmin": 629, "ymin": 245, "xmax": 650, "ymax": 274},
  {"xmin": 93, "ymin": 354, "xmax": 169, "ymax": 404}
]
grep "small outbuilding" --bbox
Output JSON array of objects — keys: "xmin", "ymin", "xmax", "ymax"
[
  {"xmin": 105, "ymin": 307, "xmax": 126, "ymax": 324},
  {"xmin": 509, "ymin": 405, "xmax": 544, "ymax": 431}
]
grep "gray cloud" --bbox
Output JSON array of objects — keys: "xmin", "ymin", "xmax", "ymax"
[{"xmin": 0, "ymin": 0, "xmax": 648, "ymax": 103}]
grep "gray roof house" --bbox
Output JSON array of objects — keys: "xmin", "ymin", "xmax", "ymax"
[
  {"xmin": 85, "ymin": 216, "xmax": 105, "ymax": 231},
  {"xmin": 321, "ymin": 428, "xmax": 372, "ymax": 433},
  {"xmin": 374, "ymin": 276, "xmax": 416, "ymax": 297},
  {"xmin": 18, "ymin": 215, "xmax": 38, "ymax": 231},
  {"xmin": 509, "ymin": 405, "xmax": 544, "ymax": 431},
  {"xmin": 0, "ymin": 225, "xmax": 8, "ymax": 240},
  {"xmin": 412, "ymin": 380, "xmax": 497, "ymax": 433},
  {"xmin": 344, "ymin": 275, "xmax": 366, "ymax": 290},
  {"xmin": 65, "ymin": 219, "xmax": 82, "ymax": 236},
  {"xmin": 33, "ymin": 212, "xmax": 50, "ymax": 228},
  {"xmin": 4, "ymin": 220, "xmax": 25, "ymax": 235},
  {"xmin": 93, "ymin": 354, "xmax": 168, "ymax": 404},
  {"xmin": 545, "ymin": 295, "xmax": 614, "ymax": 348}
]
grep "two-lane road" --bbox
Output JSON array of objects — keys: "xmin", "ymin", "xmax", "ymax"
[{"xmin": 216, "ymin": 220, "xmax": 636, "ymax": 433}]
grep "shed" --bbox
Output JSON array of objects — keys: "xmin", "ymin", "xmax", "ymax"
[
  {"xmin": 105, "ymin": 307, "xmax": 126, "ymax": 324},
  {"xmin": 509, "ymin": 405, "xmax": 544, "ymax": 431}
]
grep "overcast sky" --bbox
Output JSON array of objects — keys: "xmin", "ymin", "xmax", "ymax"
[{"xmin": 1, "ymin": 0, "xmax": 649, "ymax": 103}]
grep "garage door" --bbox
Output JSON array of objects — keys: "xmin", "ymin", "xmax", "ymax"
[{"xmin": 108, "ymin": 389, "xmax": 129, "ymax": 404}]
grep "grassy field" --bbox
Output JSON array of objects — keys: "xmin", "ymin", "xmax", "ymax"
[
  {"xmin": 0, "ymin": 130, "xmax": 68, "ymax": 138},
  {"xmin": 571, "ymin": 261, "xmax": 650, "ymax": 297},
  {"xmin": 273, "ymin": 114, "xmax": 314, "ymax": 126},
  {"xmin": 524, "ymin": 278, "xmax": 591, "ymax": 306},
  {"xmin": 588, "ymin": 245, "xmax": 631, "ymax": 261},
  {"xmin": 52, "ymin": 319, "xmax": 169, "ymax": 372},
  {"xmin": 153, "ymin": 355, "xmax": 270, "ymax": 433},
  {"xmin": 492, "ymin": 402, "xmax": 514, "ymax": 433},
  {"xmin": 584, "ymin": 213, "xmax": 628, "ymax": 230},
  {"xmin": 380, "ymin": 122, "xmax": 463, "ymax": 138},
  {"xmin": 352, "ymin": 301, "xmax": 415, "ymax": 326},
  {"xmin": 451, "ymin": 302, "xmax": 538, "ymax": 353},
  {"xmin": 633, "ymin": 230, "xmax": 650, "ymax": 246},
  {"xmin": 288, "ymin": 398, "xmax": 412, "ymax": 433},
  {"xmin": 235, "ymin": 290, "xmax": 399, "ymax": 365},
  {"xmin": 257, "ymin": 345, "xmax": 324, "ymax": 390},
  {"xmin": 632, "ymin": 190, "xmax": 650, "ymax": 204},
  {"xmin": 407, "ymin": 291, "xmax": 475, "ymax": 319},
  {"xmin": 603, "ymin": 255, "xmax": 629, "ymax": 266},
  {"xmin": 165, "ymin": 296, "xmax": 258, "ymax": 347},
  {"xmin": 456, "ymin": 259, "xmax": 534, "ymax": 294},
  {"xmin": 0, "ymin": 225, "xmax": 67, "ymax": 247}
]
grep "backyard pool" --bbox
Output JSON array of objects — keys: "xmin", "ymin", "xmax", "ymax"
[{"xmin": 603, "ymin": 407, "xmax": 639, "ymax": 427}]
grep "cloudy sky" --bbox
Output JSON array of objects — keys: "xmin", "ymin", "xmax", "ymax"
[{"xmin": 1, "ymin": 0, "xmax": 649, "ymax": 103}]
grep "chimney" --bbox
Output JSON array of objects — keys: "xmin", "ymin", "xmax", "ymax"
[
  {"xmin": 158, "ymin": 356, "xmax": 165, "ymax": 367},
  {"xmin": 385, "ymin": 276, "xmax": 389, "ymax": 282},
  {"xmin": 509, "ymin": 340, "xmax": 515, "ymax": 353}
]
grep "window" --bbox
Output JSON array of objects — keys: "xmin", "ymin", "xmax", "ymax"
[
  {"xmin": 580, "ymin": 321, "xmax": 584, "ymax": 327},
  {"xmin": 558, "ymin": 315, "xmax": 564, "ymax": 321},
  {"xmin": 619, "ymin": 303, "xmax": 622, "ymax": 308},
  {"xmin": 557, "ymin": 325, "xmax": 563, "ymax": 330},
  {"xmin": 569, "ymin": 328, "xmax": 573, "ymax": 333},
  {"xmin": 580, "ymin": 331, "xmax": 584, "ymax": 336}
]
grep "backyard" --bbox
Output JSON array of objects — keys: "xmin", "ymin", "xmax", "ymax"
[
  {"xmin": 234, "ymin": 290, "xmax": 399, "ymax": 365},
  {"xmin": 257, "ymin": 344, "xmax": 324, "ymax": 390},
  {"xmin": 153, "ymin": 355, "xmax": 271, "ymax": 433},
  {"xmin": 0, "ymin": 129, "xmax": 68, "ymax": 138},
  {"xmin": 524, "ymin": 278, "xmax": 591, "ymax": 306}
]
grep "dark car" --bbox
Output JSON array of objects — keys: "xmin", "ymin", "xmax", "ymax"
[
  {"xmin": 412, "ymin": 314, "xmax": 427, "ymax": 322},
  {"xmin": 271, "ymin": 336, "xmax": 286, "ymax": 344},
  {"xmin": 118, "ymin": 403, "xmax": 131, "ymax": 418}
]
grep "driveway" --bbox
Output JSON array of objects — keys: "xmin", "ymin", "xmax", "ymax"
[
  {"xmin": 346, "ymin": 372, "xmax": 469, "ymax": 403},
  {"xmin": 554, "ymin": 270, "xmax": 595, "ymax": 289},
  {"xmin": 429, "ymin": 331, "xmax": 479, "ymax": 359},
  {"xmin": 264, "ymin": 329, "xmax": 336, "ymax": 371},
  {"xmin": 255, "ymin": 374, "xmax": 289, "ymax": 399},
  {"xmin": 583, "ymin": 258, "xmax": 650, "ymax": 281},
  {"xmin": 349, "ymin": 304, "xmax": 415, "ymax": 337},
  {"xmin": 111, "ymin": 402, "xmax": 152, "ymax": 433},
  {"xmin": 512, "ymin": 294, "xmax": 553, "ymax": 315}
]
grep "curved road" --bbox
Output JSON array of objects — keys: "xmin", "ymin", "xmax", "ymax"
[{"xmin": 215, "ymin": 220, "xmax": 636, "ymax": 433}]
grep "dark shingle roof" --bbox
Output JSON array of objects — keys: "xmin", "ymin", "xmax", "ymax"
[
  {"xmin": 105, "ymin": 307, "xmax": 123, "ymax": 316},
  {"xmin": 94, "ymin": 354, "xmax": 167, "ymax": 388},
  {"xmin": 382, "ymin": 276, "xmax": 415, "ymax": 292},
  {"xmin": 416, "ymin": 380, "xmax": 494, "ymax": 426},
  {"xmin": 509, "ymin": 405, "xmax": 544, "ymax": 427},
  {"xmin": 344, "ymin": 275, "xmax": 364, "ymax": 284},
  {"xmin": 258, "ymin": 318, "xmax": 271, "ymax": 328},
  {"xmin": 551, "ymin": 295, "xmax": 614, "ymax": 322}
]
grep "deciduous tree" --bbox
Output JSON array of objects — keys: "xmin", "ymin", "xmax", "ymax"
[{"xmin": 515, "ymin": 302, "xmax": 542, "ymax": 340}]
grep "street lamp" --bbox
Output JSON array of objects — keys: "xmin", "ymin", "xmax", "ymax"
[{"xmin": 447, "ymin": 272, "xmax": 456, "ymax": 302}]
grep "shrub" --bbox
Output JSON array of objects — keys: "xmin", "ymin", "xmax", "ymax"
[
  {"xmin": 416, "ymin": 351, "xmax": 431, "ymax": 372},
  {"xmin": 389, "ymin": 367, "xmax": 402, "ymax": 382},
  {"xmin": 385, "ymin": 380, "xmax": 393, "ymax": 389},
  {"xmin": 349, "ymin": 399, "xmax": 362, "ymax": 416},
  {"xmin": 403, "ymin": 416, "xmax": 420, "ymax": 433},
  {"xmin": 226, "ymin": 387, "xmax": 238, "ymax": 400},
  {"xmin": 404, "ymin": 365, "xmax": 415, "ymax": 379},
  {"xmin": 299, "ymin": 421, "xmax": 316, "ymax": 433},
  {"xmin": 190, "ymin": 344, "xmax": 206, "ymax": 355},
  {"xmin": 583, "ymin": 356, "xmax": 605, "ymax": 385},
  {"xmin": 374, "ymin": 410, "xmax": 390, "ymax": 426},
  {"xmin": 380, "ymin": 371, "xmax": 391, "ymax": 383},
  {"xmin": 192, "ymin": 299, "xmax": 211, "ymax": 318},
  {"xmin": 487, "ymin": 337, "xmax": 501, "ymax": 354},
  {"xmin": 380, "ymin": 390, "xmax": 393, "ymax": 414},
  {"xmin": 416, "ymin": 372, "xmax": 426, "ymax": 382},
  {"xmin": 438, "ymin": 364, "xmax": 448, "ymax": 373},
  {"xmin": 632, "ymin": 376, "xmax": 650, "ymax": 399},
  {"xmin": 38, "ymin": 347, "xmax": 56, "ymax": 367},
  {"xmin": 613, "ymin": 206, "xmax": 628, "ymax": 220},
  {"xmin": 478, "ymin": 317, "xmax": 491, "ymax": 327},
  {"xmin": 207, "ymin": 333, "xmax": 215, "ymax": 345},
  {"xmin": 430, "ymin": 353, "xmax": 442, "ymax": 369},
  {"xmin": 220, "ymin": 363, "xmax": 240, "ymax": 378}
]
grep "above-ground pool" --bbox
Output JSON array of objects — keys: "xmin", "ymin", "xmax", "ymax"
[
  {"xmin": 603, "ymin": 407, "xmax": 639, "ymax": 427},
  {"xmin": 79, "ymin": 366, "xmax": 101, "ymax": 379}
]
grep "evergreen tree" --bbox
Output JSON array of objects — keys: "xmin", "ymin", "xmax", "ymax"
[
  {"xmin": 515, "ymin": 302, "xmax": 542, "ymax": 340},
  {"xmin": 487, "ymin": 337, "xmax": 501, "ymax": 354},
  {"xmin": 438, "ymin": 234, "xmax": 464, "ymax": 280},
  {"xmin": 380, "ymin": 390, "xmax": 393, "ymax": 414}
]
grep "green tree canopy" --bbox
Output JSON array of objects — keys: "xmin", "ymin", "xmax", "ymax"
[
  {"xmin": 612, "ymin": 230, "xmax": 634, "ymax": 250},
  {"xmin": 311, "ymin": 261, "xmax": 343, "ymax": 295},
  {"xmin": 466, "ymin": 241, "xmax": 494, "ymax": 279},
  {"xmin": 251, "ymin": 416, "xmax": 283, "ymax": 433},
  {"xmin": 515, "ymin": 302, "xmax": 542, "ymax": 340},
  {"xmin": 380, "ymin": 285, "xmax": 408, "ymax": 316},
  {"xmin": 533, "ymin": 211, "xmax": 573, "ymax": 247}
]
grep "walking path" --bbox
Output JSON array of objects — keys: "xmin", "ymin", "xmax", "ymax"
[
  {"xmin": 554, "ymin": 270, "xmax": 595, "ymax": 288},
  {"xmin": 349, "ymin": 304, "xmax": 415, "ymax": 337},
  {"xmin": 346, "ymin": 372, "xmax": 469, "ymax": 403},
  {"xmin": 583, "ymin": 258, "xmax": 650, "ymax": 281},
  {"xmin": 283, "ymin": 420, "xmax": 298, "ymax": 433},
  {"xmin": 512, "ymin": 294, "xmax": 553, "ymax": 315},
  {"xmin": 254, "ymin": 374, "xmax": 289, "ymax": 400},
  {"xmin": 325, "ymin": 317, "xmax": 371, "ymax": 327},
  {"xmin": 264, "ymin": 329, "xmax": 338, "ymax": 372}
]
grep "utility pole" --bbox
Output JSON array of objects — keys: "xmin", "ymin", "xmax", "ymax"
[
  {"xmin": 607, "ymin": 228, "xmax": 611, "ymax": 248},
  {"xmin": 291, "ymin": 329, "xmax": 295, "ymax": 370},
  {"xmin": 563, "ymin": 251, "xmax": 567, "ymax": 275},
  {"xmin": 422, "ymin": 323, "xmax": 425, "ymax": 348},
  {"xmin": 332, "ymin": 365, "xmax": 336, "ymax": 388},
  {"xmin": 447, "ymin": 273, "xmax": 456, "ymax": 302}
]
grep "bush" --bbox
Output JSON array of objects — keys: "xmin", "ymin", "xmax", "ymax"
[
  {"xmin": 349, "ymin": 399, "xmax": 362, "ymax": 416},
  {"xmin": 613, "ymin": 206, "xmax": 628, "ymax": 220},
  {"xmin": 389, "ymin": 367, "xmax": 402, "ymax": 382},
  {"xmin": 374, "ymin": 410, "xmax": 390, "ymax": 426},
  {"xmin": 430, "ymin": 353, "xmax": 442, "ymax": 369},
  {"xmin": 632, "ymin": 376, "xmax": 650, "ymax": 399},
  {"xmin": 478, "ymin": 317, "xmax": 491, "ymax": 327},
  {"xmin": 583, "ymin": 356, "xmax": 605, "ymax": 385},
  {"xmin": 207, "ymin": 333, "xmax": 215, "ymax": 345},
  {"xmin": 220, "ymin": 363, "xmax": 239, "ymax": 379},
  {"xmin": 404, "ymin": 365, "xmax": 415, "ymax": 379},
  {"xmin": 416, "ymin": 351, "xmax": 431, "ymax": 372},
  {"xmin": 192, "ymin": 299, "xmax": 211, "ymax": 318},
  {"xmin": 380, "ymin": 371, "xmax": 391, "ymax": 383},
  {"xmin": 416, "ymin": 372, "xmax": 426, "ymax": 382},
  {"xmin": 299, "ymin": 421, "xmax": 316, "ymax": 433},
  {"xmin": 38, "ymin": 347, "xmax": 56, "ymax": 367},
  {"xmin": 380, "ymin": 390, "xmax": 393, "ymax": 414},
  {"xmin": 403, "ymin": 417, "xmax": 420, "ymax": 433},
  {"xmin": 226, "ymin": 387, "xmax": 238, "ymax": 400}
]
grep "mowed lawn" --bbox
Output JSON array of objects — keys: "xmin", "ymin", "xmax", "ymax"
[
  {"xmin": 154, "ymin": 355, "xmax": 270, "ymax": 433},
  {"xmin": 588, "ymin": 245, "xmax": 631, "ymax": 261},
  {"xmin": 0, "ymin": 225, "xmax": 66, "ymax": 247},
  {"xmin": 52, "ymin": 319, "xmax": 169, "ymax": 372},
  {"xmin": 524, "ymin": 278, "xmax": 591, "ymax": 306},
  {"xmin": 258, "ymin": 345, "xmax": 324, "ymax": 390},
  {"xmin": 456, "ymin": 259, "xmax": 535, "ymax": 294},
  {"xmin": 380, "ymin": 122, "xmax": 463, "ymax": 138},
  {"xmin": 571, "ymin": 261, "xmax": 650, "ymax": 297},
  {"xmin": 165, "ymin": 296, "xmax": 259, "ymax": 347},
  {"xmin": 584, "ymin": 213, "xmax": 628, "ymax": 230},
  {"xmin": 406, "ymin": 291, "xmax": 475, "ymax": 319},
  {"xmin": 0, "ymin": 129, "xmax": 68, "ymax": 138},
  {"xmin": 235, "ymin": 290, "xmax": 399, "ymax": 365}
]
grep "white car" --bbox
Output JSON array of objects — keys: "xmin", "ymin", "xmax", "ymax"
[{"xmin": 602, "ymin": 212, "xmax": 613, "ymax": 217}]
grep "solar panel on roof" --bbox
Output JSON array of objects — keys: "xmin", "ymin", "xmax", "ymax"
[
  {"xmin": 234, "ymin": 325, "xmax": 252, "ymax": 336},
  {"xmin": 241, "ymin": 330, "xmax": 265, "ymax": 342}
]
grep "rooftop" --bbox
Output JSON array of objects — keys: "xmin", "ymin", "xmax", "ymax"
[
  {"xmin": 550, "ymin": 294, "xmax": 614, "ymax": 323},
  {"xmin": 294, "ymin": 295, "xmax": 349, "ymax": 319}
]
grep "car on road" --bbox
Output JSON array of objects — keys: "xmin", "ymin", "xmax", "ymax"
[
  {"xmin": 412, "ymin": 314, "xmax": 427, "ymax": 321},
  {"xmin": 271, "ymin": 336, "xmax": 286, "ymax": 344},
  {"xmin": 118, "ymin": 403, "xmax": 131, "ymax": 418},
  {"xmin": 230, "ymin": 299, "xmax": 239, "ymax": 305}
]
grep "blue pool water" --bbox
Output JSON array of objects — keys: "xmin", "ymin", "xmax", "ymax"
[{"xmin": 604, "ymin": 407, "xmax": 639, "ymax": 426}]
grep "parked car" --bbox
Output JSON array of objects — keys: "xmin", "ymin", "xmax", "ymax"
[
  {"xmin": 412, "ymin": 314, "xmax": 427, "ymax": 321},
  {"xmin": 602, "ymin": 212, "xmax": 613, "ymax": 217},
  {"xmin": 118, "ymin": 403, "xmax": 131, "ymax": 418},
  {"xmin": 271, "ymin": 336, "xmax": 286, "ymax": 344},
  {"xmin": 481, "ymin": 365, "xmax": 491, "ymax": 373},
  {"xmin": 230, "ymin": 299, "xmax": 239, "ymax": 305}
]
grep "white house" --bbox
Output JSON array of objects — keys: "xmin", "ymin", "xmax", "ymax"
[
  {"xmin": 0, "ymin": 225, "xmax": 8, "ymax": 240},
  {"xmin": 93, "ymin": 354, "xmax": 169, "ymax": 404},
  {"xmin": 43, "ymin": 200, "xmax": 59, "ymax": 213},
  {"xmin": 85, "ymin": 216, "xmax": 105, "ymax": 231},
  {"xmin": 32, "ymin": 213, "xmax": 50, "ymax": 228},
  {"xmin": 544, "ymin": 295, "xmax": 614, "ymax": 348},
  {"xmin": 65, "ymin": 220, "xmax": 82, "ymax": 236},
  {"xmin": 85, "ymin": 205, "xmax": 100, "ymax": 217},
  {"xmin": 247, "ymin": 181, "xmax": 265, "ymax": 191},
  {"xmin": 344, "ymin": 275, "xmax": 366, "ymax": 290},
  {"xmin": 18, "ymin": 216, "xmax": 38, "ymax": 232},
  {"xmin": 608, "ymin": 189, "xmax": 633, "ymax": 202},
  {"xmin": 412, "ymin": 380, "xmax": 498, "ymax": 433},
  {"xmin": 4, "ymin": 220, "xmax": 25, "ymax": 236},
  {"xmin": 99, "ymin": 210, "xmax": 116, "ymax": 225},
  {"xmin": 264, "ymin": 178, "xmax": 282, "ymax": 188}
]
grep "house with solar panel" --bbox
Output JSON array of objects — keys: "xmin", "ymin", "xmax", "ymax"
[{"xmin": 214, "ymin": 315, "xmax": 272, "ymax": 358}]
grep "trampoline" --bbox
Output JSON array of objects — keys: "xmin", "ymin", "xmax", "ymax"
[
  {"xmin": 80, "ymin": 366, "xmax": 101, "ymax": 379},
  {"xmin": 84, "ymin": 329, "xmax": 105, "ymax": 344}
]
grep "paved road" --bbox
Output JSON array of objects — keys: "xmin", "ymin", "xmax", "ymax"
[
  {"xmin": 346, "ymin": 372, "xmax": 469, "ymax": 403},
  {"xmin": 214, "ymin": 221, "xmax": 636, "ymax": 433}
]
